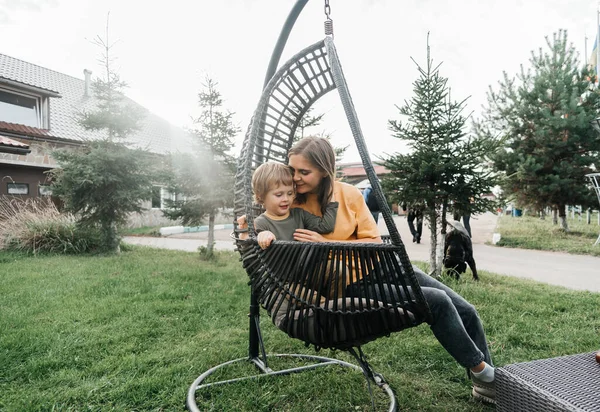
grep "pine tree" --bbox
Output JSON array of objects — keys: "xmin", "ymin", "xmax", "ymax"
[
  {"xmin": 292, "ymin": 107, "xmax": 348, "ymax": 174},
  {"xmin": 475, "ymin": 30, "xmax": 600, "ymax": 230},
  {"xmin": 50, "ymin": 19, "xmax": 156, "ymax": 253},
  {"xmin": 162, "ymin": 76, "xmax": 239, "ymax": 258},
  {"xmin": 383, "ymin": 36, "xmax": 498, "ymax": 276}
]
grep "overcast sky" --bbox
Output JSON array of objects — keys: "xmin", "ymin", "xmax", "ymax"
[{"xmin": 2, "ymin": 0, "xmax": 599, "ymax": 162}]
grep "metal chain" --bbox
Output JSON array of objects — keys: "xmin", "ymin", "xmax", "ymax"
[{"xmin": 324, "ymin": 0, "xmax": 333, "ymax": 36}]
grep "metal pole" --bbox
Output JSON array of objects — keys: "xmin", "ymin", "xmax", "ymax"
[
  {"xmin": 596, "ymin": 5, "xmax": 599, "ymax": 82},
  {"xmin": 263, "ymin": 0, "xmax": 310, "ymax": 89},
  {"xmin": 249, "ymin": 0, "xmax": 310, "ymax": 360}
]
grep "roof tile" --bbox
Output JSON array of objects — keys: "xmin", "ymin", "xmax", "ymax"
[{"xmin": 0, "ymin": 53, "xmax": 193, "ymax": 154}]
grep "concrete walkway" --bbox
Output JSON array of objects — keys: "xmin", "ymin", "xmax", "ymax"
[{"xmin": 124, "ymin": 212, "xmax": 600, "ymax": 293}]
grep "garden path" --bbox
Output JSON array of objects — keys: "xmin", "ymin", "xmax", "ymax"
[{"xmin": 124, "ymin": 212, "xmax": 600, "ymax": 293}]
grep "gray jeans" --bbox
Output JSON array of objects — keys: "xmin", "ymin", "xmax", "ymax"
[{"xmin": 346, "ymin": 266, "xmax": 492, "ymax": 369}]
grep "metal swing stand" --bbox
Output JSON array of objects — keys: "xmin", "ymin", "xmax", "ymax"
[
  {"xmin": 586, "ymin": 173, "xmax": 600, "ymax": 246},
  {"xmin": 185, "ymin": 289, "xmax": 396, "ymax": 412},
  {"xmin": 186, "ymin": 1, "xmax": 396, "ymax": 411}
]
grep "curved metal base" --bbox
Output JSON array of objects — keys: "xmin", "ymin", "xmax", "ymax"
[{"xmin": 186, "ymin": 353, "xmax": 397, "ymax": 412}]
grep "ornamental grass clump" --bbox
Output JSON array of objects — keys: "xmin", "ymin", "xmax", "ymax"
[{"xmin": 0, "ymin": 197, "xmax": 102, "ymax": 254}]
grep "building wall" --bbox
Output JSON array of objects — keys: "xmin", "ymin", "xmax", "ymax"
[
  {"xmin": 0, "ymin": 139, "xmax": 184, "ymax": 229},
  {"xmin": 126, "ymin": 202, "xmax": 181, "ymax": 229},
  {"xmin": 0, "ymin": 164, "xmax": 53, "ymax": 199},
  {"xmin": 0, "ymin": 139, "xmax": 74, "ymax": 199},
  {"xmin": 0, "ymin": 139, "xmax": 72, "ymax": 169}
]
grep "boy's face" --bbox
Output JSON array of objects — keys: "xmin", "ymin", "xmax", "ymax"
[{"xmin": 263, "ymin": 183, "xmax": 295, "ymax": 217}]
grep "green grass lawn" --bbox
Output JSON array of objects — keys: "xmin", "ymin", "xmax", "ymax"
[
  {"xmin": 1, "ymin": 248, "xmax": 599, "ymax": 411},
  {"xmin": 495, "ymin": 214, "xmax": 600, "ymax": 256}
]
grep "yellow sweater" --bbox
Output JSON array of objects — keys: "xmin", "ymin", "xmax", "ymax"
[
  {"xmin": 294, "ymin": 181, "xmax": 381, "ymax": 286},
  {"xmin": 294, "ymin": 181, "xmax": 380, "ymax": 241}
]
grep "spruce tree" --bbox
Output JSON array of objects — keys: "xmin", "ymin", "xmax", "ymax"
[
  {"xmin": 291, "ymin": 107, "xmax": 348, "ymax": 177},
  {"xmin": 50, "ymin": 21, "xmax": 155, "ymax": 253},
  {"xmin": 475, "ymin": 30, "xmax": 600, "ymax": 230},
  {"xmin": 162, "ymin": 76, "xmax": 239, "ymax": 258},
  {"xmin": 383, "ymin": 37, "xmax": 498, "ymax": 276}
]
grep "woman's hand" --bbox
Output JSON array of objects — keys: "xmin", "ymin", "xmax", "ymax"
[
  {"xmin": 237, "ymin": 215, "xmax": 248, "ymax": 229},
  {"xmin": 236, "ymin": 215, "xmax": 249, "ymax": 240},
  {"xmin": 293, "ymin": 229, "xmax": 326, "ymax": 243},
  {"xmin": 257, "ymin": 231, "xmax": 276, "ymax": 249}
]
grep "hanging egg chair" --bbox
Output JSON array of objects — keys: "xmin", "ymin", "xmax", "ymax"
[{"xmin": 187, "ymin": 2, "xmax": 432, "ymax": 410}]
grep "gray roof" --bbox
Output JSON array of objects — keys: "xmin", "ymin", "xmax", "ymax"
[{"xmin": 0, "ymin": 53, "xmax": 193, "ymax": 154}]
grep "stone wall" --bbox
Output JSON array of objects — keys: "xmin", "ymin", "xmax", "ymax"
[
  {"xmin": 0, "ymin": 139, "xmax": 74, "ymax": 169},
  {"xmin": 126, "ymin": 202, "xmax": 181, "ymax": 229}
]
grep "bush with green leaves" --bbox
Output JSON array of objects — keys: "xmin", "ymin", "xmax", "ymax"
[{"xmin": 0, "ymin": 197, "xmax": 102, "ymax": 254}]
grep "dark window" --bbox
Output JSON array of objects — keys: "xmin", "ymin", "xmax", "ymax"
[
  {"xmin": 151, "ymin": 186, "xmax": 162, "ymax": 208},
  {"xmin": 7, "ymin": 183, "xmax": 29, "ymax": 195}
]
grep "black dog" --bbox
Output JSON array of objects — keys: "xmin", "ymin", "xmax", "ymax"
[{"xmin": 443, "ymin": 221, "xmax": 479, "ymax": 280}]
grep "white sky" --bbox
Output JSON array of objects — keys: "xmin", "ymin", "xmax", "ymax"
[{"xmin": 1, "ymin": 0, "xmax": 598, "ymax": 162}]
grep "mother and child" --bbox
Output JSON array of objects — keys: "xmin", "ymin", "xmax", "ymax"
[{"xmin": 237, "ymin": 136, "xmax": 496, "ymax": 404}]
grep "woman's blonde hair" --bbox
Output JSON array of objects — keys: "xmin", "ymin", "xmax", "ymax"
[
  {"xmin": 288, "ymin": 136, "xmax": 336, "ymax": 215},
  {"xmin": 251, "ymin": 162, "xmax": 294, "ymax": 204}
]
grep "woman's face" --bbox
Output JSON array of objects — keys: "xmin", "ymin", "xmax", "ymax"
[{"xmin": 288, "ymin": 154, "xmax": 326, "ymax": 195}]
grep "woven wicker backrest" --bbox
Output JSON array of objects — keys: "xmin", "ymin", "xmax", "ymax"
[
  {"xmin": 234, "ymin": 37, "xmax": 431, "ymax": 350},
  {"xmin": 234, "ymin": 40, "xmax": 335, "ymax": 231}
]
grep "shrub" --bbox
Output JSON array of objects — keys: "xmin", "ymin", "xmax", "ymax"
[{"xmin": 0, "ymin": 197, "xmax": 102, "ymax": 254}]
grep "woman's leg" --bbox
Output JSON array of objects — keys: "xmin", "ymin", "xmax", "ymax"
[
  {"xmin": 412, "ymin": 266, "xmax": 492, "ymax": 367},
  {"xmin": 345, "ymin": 265, "xmax": 493, "ymax": 368}
]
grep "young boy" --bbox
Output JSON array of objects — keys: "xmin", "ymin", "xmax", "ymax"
[{"xmin": 250, "ymin": 162, "xmax": 338, "ymax": 249}]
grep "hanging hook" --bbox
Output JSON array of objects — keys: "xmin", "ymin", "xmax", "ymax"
[{"xmin": 324, "ymin": 0, "xmax": 333, "ymax": 36}]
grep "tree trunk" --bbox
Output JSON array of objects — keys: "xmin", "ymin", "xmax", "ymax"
[
  {"xmin": 428, "ymin": 210, "xmax": 439, "ymax": 278},
  {"xmin": 102, "ymin": 221, "xmax": 120, "ymax": 254},
  {"xmin": 436, "ymin": 199, "xmax": 448, "ymax": 277},
  {"xmin": 558, "ymin": 204, "xmax": 569, "ymax": 231},
  {"xmin": 552, "ymin": 207, "xmax": 558, "ymax": 225},
  {"xmin": 587, "ymin": 209, "xmax": 591, "ymax": 225},
  {"xmin": 207, "ymin": 210, "xmax": 216, "ymax": 257}
]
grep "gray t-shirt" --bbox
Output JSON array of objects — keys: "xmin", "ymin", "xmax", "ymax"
[{"xmin": 254, "ymin": 202, "xmax": 339, "ymax": 241}]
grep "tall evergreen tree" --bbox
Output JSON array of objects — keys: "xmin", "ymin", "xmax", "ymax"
[
  {"xmin": 292, "ymin": 107, "xmax": 348, "ymax": 176},
  {"xmin": 474, "ymin": 30, "xmax": 600, "ymax": 230},
  {"xmin": 383, "ymin": 37, "xmax": 498, "ymax": 276},
  {"xmin": 50, "ymin": 20, "xmax": 156, "ymax": 253},
  {"xmin": 162, "ymin": 76, "xmax": 239, "ymax": 258}
]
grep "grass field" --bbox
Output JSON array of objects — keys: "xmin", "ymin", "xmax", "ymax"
[
  {"xmin": 495, "ymin": 213, "xmax": 600, "ymax": 256},
  {"xmin": 1, "ymin": 247, "xmax": 599, "ymax": 411}
]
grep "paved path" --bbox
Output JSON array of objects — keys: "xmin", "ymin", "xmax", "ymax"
[{"xmin": 124, "ymin": 212, "xmax": 600, "ymax": 293}]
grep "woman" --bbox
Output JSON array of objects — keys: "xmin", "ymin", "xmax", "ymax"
[{"xmin": 287, "ymin": 136, "xmax": 496, "ymax": 404}]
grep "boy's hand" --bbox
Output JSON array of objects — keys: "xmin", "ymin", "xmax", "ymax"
[{"xmin": 257, "ymin": 231, "xmax": 276, "ymax": 249}]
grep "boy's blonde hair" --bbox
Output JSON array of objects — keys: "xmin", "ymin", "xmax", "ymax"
[{"xmin": 252, "ymin": 162, "xmax": 294, "ymax": 204}]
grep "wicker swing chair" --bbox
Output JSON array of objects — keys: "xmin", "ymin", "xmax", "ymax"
[{"xmin": 186, "ymin": 2, "xmax": 432, "ymax": 410}]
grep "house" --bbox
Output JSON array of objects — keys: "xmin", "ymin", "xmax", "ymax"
[
  {"xmin": 0, "ymin": 53, "xmax": 193, "ymax": 226},
  {"xmin": 337, "ymin": 161, "xmax": 403, "ymax": 214},
  {"xmin": 338, "ymin": 161, "xmax": 390, "ymax": 185}
]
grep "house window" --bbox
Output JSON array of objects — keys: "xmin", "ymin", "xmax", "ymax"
[
  {"xmin": 39, "ymin": 184, "xmax": 52, "ymax": 196},
  {"xmin": 151, "ymin": 186, "xmax": 179, "ymax": 209},
  {"xmin": 151, "ymin": 186, "xmax": 162, "ymax": 209},
  {"xmin": 0, "ymin": 88, "xmax": 47, "ymax": 128},
  {"xmin": 7, "ymin": 183, "xmax": 29, "ymax": 195}
]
